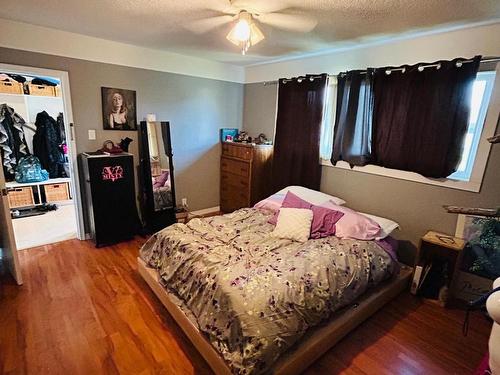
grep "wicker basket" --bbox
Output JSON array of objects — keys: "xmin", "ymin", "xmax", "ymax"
[
  {"xmin": 7, "ymin": 187, "xmax": 35, "ymax": 208},
  {"xmin": 26, "ymin": 82, "xmax": 56, "ymax": 97},
  {"xmin": 0, "ymin": 80, "xmax": 24, "ymax": 95},
  {"xmin": 44, "ymin": 183, "xmax": 70, "ymax": 202}
]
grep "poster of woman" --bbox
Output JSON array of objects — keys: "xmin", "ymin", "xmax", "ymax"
[{"xmin": 101, "ymin": 87, "xmax": 137, "ymax": 130}]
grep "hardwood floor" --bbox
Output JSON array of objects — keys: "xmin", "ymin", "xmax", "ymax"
[{"xmin": 0, "ymin": 238, "xmax": 491, "ymax": 375}]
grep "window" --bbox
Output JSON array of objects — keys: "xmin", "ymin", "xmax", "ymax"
[
  {"xmin": 448, "ymin": 71, "xmax": 496, "ymax": 181},
  {"xmin": 319, "ymin": 77, "xmax": 337, "ymax": 160},
  {"xmin": 320, "ymin": 70, "xmax": 497, "ymax": 191}
]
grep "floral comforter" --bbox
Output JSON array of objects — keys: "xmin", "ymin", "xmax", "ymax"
[{"xmin": 140, "ymin": 208, "xmax": 397, "ymax": 374}]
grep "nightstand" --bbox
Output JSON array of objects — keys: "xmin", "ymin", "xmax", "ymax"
[
  {"xmin": 411, "ymin": 230, "xmax": 466, "ymax": 307},
  {"xmin": 175, "ymin": 209, "xmax": 189, "ymax": 224}
]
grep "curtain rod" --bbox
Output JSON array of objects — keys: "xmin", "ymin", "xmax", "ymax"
[
  {"xmin": 262, "ymin": 57, "xmax": 500, "ymax": 85},
  {"xmin": 263, "ymin": 74, "xmax": 335, "ymax": 85}
]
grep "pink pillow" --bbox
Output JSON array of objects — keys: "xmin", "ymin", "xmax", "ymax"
[
  {"xmin": 254, "ymin": 193, "xmax": 285, "ymax": 212},
  {"xmin": 269, "ymin": 192, "xmax": 344, "ymax": 239},
  {"xmin": 268, "ymin": 191, "xmax": 311, "ymax": 225},
  {"xmin": 153, "ymin": 171, "xmax": 169, "ymax": 189},
  {"xmin": 310, "ymin": 206, "xmax": 344, "ymax": 239},
  {"xmin": 321, "ymin": 201, "xmax": 381, "ymax": 240}
]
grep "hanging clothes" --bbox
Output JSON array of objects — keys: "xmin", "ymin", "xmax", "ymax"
[
  {"xmin": 56, "ymin": 112, "xmax": 66, "ymax": 144},
  {"xmin": 0, "ymin": 104, "xmax": 30, "ymax": 180},
  {"xmin": 33, "ymin": 111, "xmax": 65, "ymax": 178},
  {"xmin": 56, "ymin": 112, "xmax": 70, "ymax": 178}
]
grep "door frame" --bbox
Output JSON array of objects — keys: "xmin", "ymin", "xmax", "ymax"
[
  {"xmin": 0, "ymin": 63, "xmax": 85, "ymax": 240},
  {"xmin": 0, "ymin": 167, "xmax": 22, "ymax": 284}
]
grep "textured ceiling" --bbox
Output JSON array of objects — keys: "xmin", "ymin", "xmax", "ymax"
[{"xmin": 1, "ymin": 0, "xmax": 500, "ymax": 66}]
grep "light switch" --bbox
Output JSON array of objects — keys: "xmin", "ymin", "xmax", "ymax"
[{"xmin": 88, "ymin": 129, "xmax": 96, "ymax": 140}]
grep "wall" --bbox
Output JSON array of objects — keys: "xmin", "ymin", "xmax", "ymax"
[
  {"xmin": 0, "ymin": 47, "xmax": 243, "ymax": 219},
  {"xmin": 242, "ymin": 83, "xmax": 277, "ymax": 140},
  {"xmin": 245, "ymin": 22, "xmax": 500, "ymax": 82},
  {"xmin": 242, "ymin": 23, "xmax": 500, "ymax": 261},
  {"xmin": 0, "ymin": 18, "xmax": 244, "ymax": 83}
]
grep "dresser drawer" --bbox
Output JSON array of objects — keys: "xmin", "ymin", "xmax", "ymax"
[
  {"xmin": 222, "ymin": 143, "xmax": 252, "ymax": 160},
  {"xmin": 221, "ymin": 157, "xmax": 250, "ymax": 177},
  {"xmin": 220, "ymin": 171, "xmax": 249, "ymax": 189},
  {"xmin": 220, "ymin": 190, "xmax": 248, "ymax": 212},
  {"xmin": 220, "ymin": 185, "xmax": 249, "ymax": 201}
]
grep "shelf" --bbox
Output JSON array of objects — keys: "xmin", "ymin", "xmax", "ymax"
[
  {"xmin": 0, "ymin": 92, "xmax": 62, "ymax": 99},
  {"xmin": 443, "ymin": 205, "xmax": 500, "ymax": 217},
  {"xmin": 6, "ymin": 177, "xmax": 71, "ymax": 188},
  {"xmin": 488, "ymin": 134, "xmax": 500, "ymax": 144},
  {"xmin": 422, "ymin": 230, "xmax": 465, "ymax": 252}
]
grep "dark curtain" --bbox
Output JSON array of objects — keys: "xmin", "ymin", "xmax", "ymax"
[
  {"xmin": 331, "ymin": 69, "xmax": 374, "ymax": 167},
  {"xmin": 372, "ymin": 56, "xmax": 481, "ymax": 178},
  {"xmin": 272, "ymin": 74, "xmax": 328, "ymax": 191}
]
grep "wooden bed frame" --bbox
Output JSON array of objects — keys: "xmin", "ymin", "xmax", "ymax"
[{"xmin": 138, "ymin": 258, "xmax": 412, "ymax": 374}]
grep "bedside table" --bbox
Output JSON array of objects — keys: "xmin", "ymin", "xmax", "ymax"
[
  {"xmin": 175, "ymin": 210, "xmax": 189, "ymax": 224},
  {"xmin": 411, "ymin": 230, "xmax": 466, "ymax": 306}
]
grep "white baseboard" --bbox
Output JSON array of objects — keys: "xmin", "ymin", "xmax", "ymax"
[{"xmin": 189, "ymin": 206, "xmax": 220, "ymax": 218}]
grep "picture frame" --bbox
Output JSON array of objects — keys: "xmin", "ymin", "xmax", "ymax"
[
  {"xmin": 101, "ymin": 87, "xmax": 137, "ymax": 130},
  {"xmin": 453, "ymin": 214, "xmax": 500, "ymax": 300},
  {"xmin": 220, "ymin": 128, "xmax": 238, "ymax": 142}
]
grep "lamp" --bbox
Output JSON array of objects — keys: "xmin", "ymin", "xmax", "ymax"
[{"xmin": 226, "ymin": 11, "xmax": 264, "ymax": 55}]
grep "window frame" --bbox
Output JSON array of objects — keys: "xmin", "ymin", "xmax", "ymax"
[{"xmin": 320, "ymin": 66, "xmax": 500, "ymax": 193}]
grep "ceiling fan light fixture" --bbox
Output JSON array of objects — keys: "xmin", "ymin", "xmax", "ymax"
[
  {"xmin": 226, "ymin": 11, "xmax": 265, "ymax": 55},
  {"xmin": 231, "ymin": 18, "xmax": 251, "ymax": 42},
  {"xmin": 249, "ymin": 23, "xmax": 265, "ymax": 45}
]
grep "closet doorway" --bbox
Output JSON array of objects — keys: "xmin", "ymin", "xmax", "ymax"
[{"xmin": 0, "ymin": 63, "xmax": 84, "ymax": 258}]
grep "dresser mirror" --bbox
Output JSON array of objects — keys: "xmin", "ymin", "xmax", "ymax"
[{"xmin": 139, "ymin": 121, "xmax": 176, "ymax": 232}]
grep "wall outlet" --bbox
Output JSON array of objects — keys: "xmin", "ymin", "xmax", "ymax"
[
  {"xmin": 181, "ymin": 198, "xmax": 188, "ymax": 207},
  {"xmin": 88, "ymin": 129, "xmax": 96, "ymax": 140}
]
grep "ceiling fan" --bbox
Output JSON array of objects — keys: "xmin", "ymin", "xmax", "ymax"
[{"xmin": 186, "ymin": 0, "xmax": 318, "ymax": 55}]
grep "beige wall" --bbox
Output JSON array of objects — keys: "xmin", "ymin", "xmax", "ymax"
[
  {"xmin": 242, "ymin": 82, "xmax": 500, "ymax": 262},
  {"xmin": 0, "ymin": 47, "xmax": 243, "ymax": 218}
]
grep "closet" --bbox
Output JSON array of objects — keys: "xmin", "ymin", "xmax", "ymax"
[{"xmin": 0, "ymin": 64, "xmax": 83, "ymax": 252}]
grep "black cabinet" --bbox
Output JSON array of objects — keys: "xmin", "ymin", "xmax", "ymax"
[{"xmin": 80, "ymin": 153, "xmax": 139, "ymax": 247}]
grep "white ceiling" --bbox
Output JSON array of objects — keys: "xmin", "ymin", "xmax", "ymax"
[{"xmin": 1, "ymin": 0, "xmax": 500, "ymax": 66}]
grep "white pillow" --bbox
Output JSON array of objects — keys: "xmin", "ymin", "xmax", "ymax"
[
  {"xmin": 272, "ymin": 208, "xmax": 313, "ymax": 243},
  {"xmin": 360, "ymin": 213, "xmax": 400, "ymax": 240},
  {"xmin": 275, "ymin": 186, "xmax": 346, "ymax": 206}
]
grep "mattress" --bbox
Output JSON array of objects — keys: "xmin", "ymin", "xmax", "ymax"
[{"xmin": 140, "ymin": 208, "xmax": 397, "ymax": 374}]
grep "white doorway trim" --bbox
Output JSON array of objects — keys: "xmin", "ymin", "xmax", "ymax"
[{"xmin": 0, "ymin": 63, "xmax": 85, "ymax": 240}]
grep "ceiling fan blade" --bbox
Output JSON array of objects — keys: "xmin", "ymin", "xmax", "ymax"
[
  {"xmin": 257, "ymin": 13, "xmax": 318, "ymax": 33},
  {"xmin": 231, "ymin": 0, "xmax": 289, "ymax": 14},
  {"xmin": 185, "ymin": 15, "xmax": 234, "ymax": 34}
]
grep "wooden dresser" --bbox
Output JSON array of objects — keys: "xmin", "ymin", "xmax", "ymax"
[{"xmin": 220, "ymin": 142, "xmax": 273, "ymax": 213}]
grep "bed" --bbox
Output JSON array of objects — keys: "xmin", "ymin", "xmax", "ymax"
[{"xmin": 138, "ymin": 202, "xmax": 412, "ymax": 374}]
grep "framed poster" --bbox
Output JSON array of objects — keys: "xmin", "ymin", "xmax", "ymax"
[
  {"xmin": 453, "ymin": 214, "xmax": 499, "ymax": 301},
  {"xmin": 101, "ymin": 87, "xmax": 137, "ymax": 130}
]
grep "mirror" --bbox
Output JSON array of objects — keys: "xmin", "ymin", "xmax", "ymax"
[
  {"xmin": 139, "ymin": 121, "xmax": 176, "ymax": 233},
  {"xmin": 146, "ymin": 122, "xmax": 173, "ymax": 211}
]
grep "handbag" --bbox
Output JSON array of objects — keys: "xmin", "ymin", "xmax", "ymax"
[
  {"xmin": 15, "ymin": 155, "xmax": 49, "ymax": 183},
  {"xmin": 100, "ymin": 140, "xmax": 123, "ymax": 154}
]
